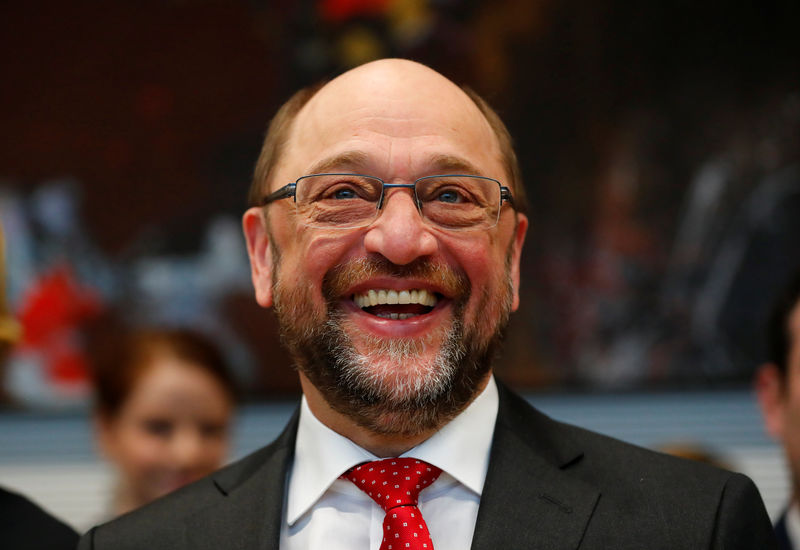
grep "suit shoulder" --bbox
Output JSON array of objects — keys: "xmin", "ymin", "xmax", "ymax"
[
  {"xmin": 554, "ymin": 419, "xmax": 775, "ymax": 547},
  {"xmin": 497, "ymin": 384, "xmax": 749, "ymax": 499},
  {"xmin": 82, "ymin": 433, "xmax": 293, "ymax": 549},
  {"xmin": 494, "ymin": 386, "xmax": 775, "ymax": 547},
  {"xmin": 556, "ymin": 417, "xmax": 734, "ymax": 485}
]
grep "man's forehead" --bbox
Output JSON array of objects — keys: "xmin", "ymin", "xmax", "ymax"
[
  {"xmin": 280, "ymin": 60, "xmax": 501, "ymax": 178},
  {"xmin": 305, "ymin": 151, "xmax": 488, "ymax": 178}
]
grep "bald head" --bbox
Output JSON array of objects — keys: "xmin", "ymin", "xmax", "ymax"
[
  {"xmin": 296, "ymin": 59, "xmax": 488, "ymax": 140},
  {"xmin": 317, "ymin": 59, "xmax": 469, "ymax": 106},
  {"xmin": 249, "ymin": 59, "xmax": 525, "ymax": 212}
]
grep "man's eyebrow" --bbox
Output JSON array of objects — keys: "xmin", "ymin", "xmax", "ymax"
[
  {"xmin": 424, "ymin": 154, "xmax": 487, "ymax": 177},
  {"xmin": 306, "ymin": 151, "xmax": 371, "ymax": 176}
]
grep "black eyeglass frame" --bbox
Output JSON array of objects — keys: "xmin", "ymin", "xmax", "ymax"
[{"xmin": 259, "ymin": 173, "xmax": 515, "ymax": 228}]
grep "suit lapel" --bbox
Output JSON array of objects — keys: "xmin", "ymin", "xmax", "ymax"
[
  {"xmin": 184, "ymin": 409, "xmax": 299, "ymax": 550},
  {"xmin": 471, "ymin": 384, "xmax": 599, "ymax": 550}
]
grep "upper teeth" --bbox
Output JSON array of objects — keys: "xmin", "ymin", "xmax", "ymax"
[{"xmin": 354, "ymin": 289, "xmax": 437, "ymax": 309}]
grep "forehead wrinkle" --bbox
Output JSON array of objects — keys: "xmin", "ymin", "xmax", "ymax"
[{"xmin": 300, "ymin": 150, "xmax": 497, "ymax": 182}]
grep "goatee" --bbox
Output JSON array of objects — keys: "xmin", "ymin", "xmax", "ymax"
[{"xmin": 273, "ymin": 256, "xmax": 512, "ymax": 436}]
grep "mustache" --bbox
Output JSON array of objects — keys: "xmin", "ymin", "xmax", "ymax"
[{"xmin": 322, "ymin": 256, "xmax": 470, "ymax": 301}]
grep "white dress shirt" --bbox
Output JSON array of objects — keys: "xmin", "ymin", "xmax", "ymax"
[{"xmin": 280, "ymin": 376, "xmax": 499, "ymax": 550}]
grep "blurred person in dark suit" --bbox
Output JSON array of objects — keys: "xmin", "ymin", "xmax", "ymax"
[
  {"xmin": 0, "ymin": 222, "xmax": 79, "ymax": 549},
  {"xmin": 756, "ymin": 272, "xmax": 800, "ymax": 549},
  {"xmin": 0, "ymin": 488, "xmax": 80, "ymax": 550},
  {"xmin": 80, "ymin": 59, "xmax": 775, "ymax": 549},
  {"xmin": 91, "ymin": 327, "xmax": 237, "ymax": 518}
]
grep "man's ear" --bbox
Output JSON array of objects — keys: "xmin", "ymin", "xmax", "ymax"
[
  {"xmin": 509, "ymin": 213, "xmax": 528, "ymax": 312},
  {"xmin": 755, "ymin": 362, "xmax": 786, "ymax": 440},
  {"xmin": 243, "ymin": 207, "xmax": 274, "ymax": 308}
]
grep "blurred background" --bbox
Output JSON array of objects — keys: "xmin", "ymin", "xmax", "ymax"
[{"xmin": 1, "ymin": 0, "xmax": 799, "ymax": 530}]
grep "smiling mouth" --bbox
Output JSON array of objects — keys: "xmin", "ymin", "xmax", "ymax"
[{"xmin": 353, "ymin": 288, "xmax": 439, "ymax": 320}]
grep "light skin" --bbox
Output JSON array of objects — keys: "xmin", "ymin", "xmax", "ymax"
[
  {"xmin": 97, "ymin": 357, "xmax": 233, "ymax": 515},
  {"xmin": 756, "ymin": 300, "xmax": 800, "ymax": 502},
  {"xmin": 243, "ymin": 59, "xmax": 527, "ymax": 457}
]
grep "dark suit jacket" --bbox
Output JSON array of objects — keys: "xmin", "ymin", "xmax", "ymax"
[
  {"xmin": 0, "ymin": 487, "xmax": 79, "ymax": 550},
  {"xmin": 775, "ymin": 511, "xmax": 793, "ymax": 550},
  {"xmin": 79, "ymin": 382, "xmax": 778, "ymax": 549}
]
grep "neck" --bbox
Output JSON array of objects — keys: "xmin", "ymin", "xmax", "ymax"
[{"xmin": 299, "ymin": 373, "xmax": 490, "ymax": 457}]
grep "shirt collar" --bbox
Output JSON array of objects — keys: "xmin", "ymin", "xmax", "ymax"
[{"xmin": 286, "ymin": 375, "xmax": 499, "ymax": 526}]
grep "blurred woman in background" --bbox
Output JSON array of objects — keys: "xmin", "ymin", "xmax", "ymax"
[{"xmin": 92, "ymin": 327, "xmax": 236, "ymax": 517}]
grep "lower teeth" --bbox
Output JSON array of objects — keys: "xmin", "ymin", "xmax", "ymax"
[{"xmin": 376, "ymin": 313, "xmax": 416, "ymax": 320}]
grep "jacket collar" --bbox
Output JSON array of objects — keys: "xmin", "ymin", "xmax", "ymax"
[
  {"xmin": 470, "ymin": 381, "xmax": 599, "ymax": 550},
  {"xmin": 183, "ymin": 408, "xmax": 299, "ymax": 550}
]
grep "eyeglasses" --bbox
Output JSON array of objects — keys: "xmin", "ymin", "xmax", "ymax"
[{"xmin": 260, "ymin": 173, "xmax": 515, "ymax": 230}]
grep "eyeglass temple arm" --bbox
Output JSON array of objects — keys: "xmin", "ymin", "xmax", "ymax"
[
  {"xmin": 500, "ymin": 186, "xmax": 515, "ymax": 206},
  {"xmin": 260, "ymin": 183, "xmax": 297, "ymax": 206}
]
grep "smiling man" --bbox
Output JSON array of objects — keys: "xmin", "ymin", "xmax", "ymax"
[
  {"xmin": 246, "ymin": 60, "xmax": 526, "ymax": 462},
  {"xmin": 79, "ymin": 59, "xmax": 776, "ymax": 549}
]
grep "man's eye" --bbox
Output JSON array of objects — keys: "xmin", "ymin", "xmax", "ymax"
[
  {"xmin": 332, "ymin": 187, "xmax": 358, "ymax": 200},
  {"xmin": 323, "ymin": 181, "xmax": 380, "ymax": 201},
  {"xmin": 435, "ymin": 189, "xmax": 467, "ymax": 204}
]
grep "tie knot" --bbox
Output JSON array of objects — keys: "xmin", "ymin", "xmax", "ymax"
[{"xmin": 342, "ymin": 457, "xmax": 442, "ymax": 512}]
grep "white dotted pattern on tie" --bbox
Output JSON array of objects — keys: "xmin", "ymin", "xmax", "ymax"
[{"xmin": 342, "ymin": 457, "xmax": 441, "ymax": 550}]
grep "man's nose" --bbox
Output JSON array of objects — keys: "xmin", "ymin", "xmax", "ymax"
[{"xmin": 363, "ymin": 190, "xmax": 438, "ymax": 265}]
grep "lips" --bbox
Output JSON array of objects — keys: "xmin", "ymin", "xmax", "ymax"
[
  {"xmin": 353, "ymin": 288, "xmax": 438, "ymax": 319},
  {"xmin": 324, "ymin": 257, "xmax": 468, "ymax": 326}
]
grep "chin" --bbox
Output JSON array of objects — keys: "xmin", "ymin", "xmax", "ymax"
[{"xmin": 341, "ymin": 328, "xmax": 457, "ymax": 397}]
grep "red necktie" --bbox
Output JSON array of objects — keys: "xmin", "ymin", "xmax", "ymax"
[{"xmin": 341, "ymin": 457, "xmax": 442, "ymax": 550}]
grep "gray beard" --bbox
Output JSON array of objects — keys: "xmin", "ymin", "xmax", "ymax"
[{"xmin": 273, "ymin": 257, "xmax": 513, "ymax": 436}]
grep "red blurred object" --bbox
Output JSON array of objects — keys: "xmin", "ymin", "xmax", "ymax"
[
  {"xmin": 319, "ymin": 0, "xmax": 391, "ymax": 22},
  {"xmin": 17, "ymin": 265, "xmax": 103, "ymax": 386},
  {"xmin": 52, "ymin": 348, "xmax": 90, "ymax": 384}
]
